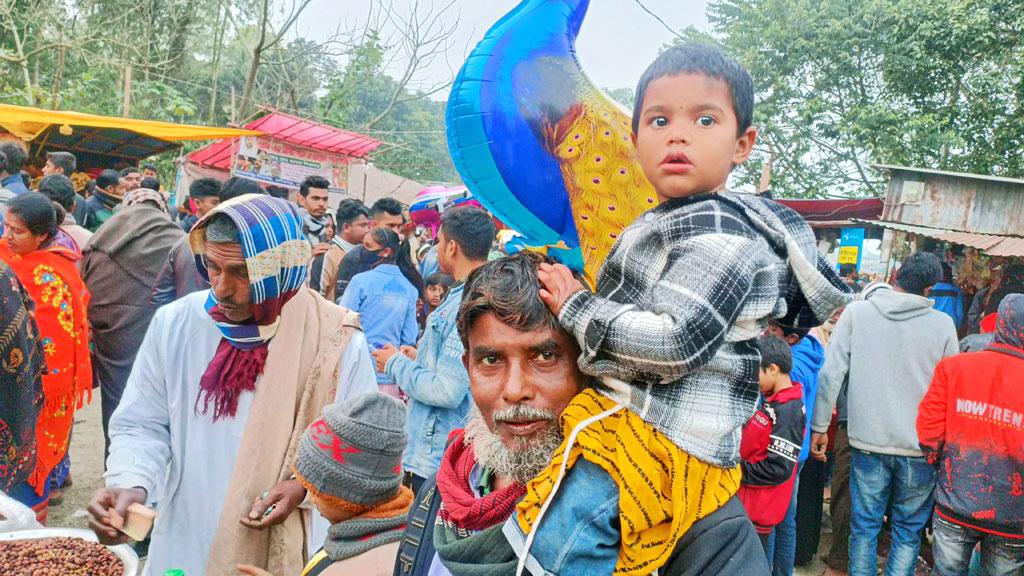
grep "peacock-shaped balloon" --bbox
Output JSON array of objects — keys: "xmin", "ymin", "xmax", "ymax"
[{"xmin": 446, "ymin": 0, "xmax": 655, "ymax": 281}]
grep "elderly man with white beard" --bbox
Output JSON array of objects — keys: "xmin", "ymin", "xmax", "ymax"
[{"xmin": 391, "ymin": 252, "xmax": 769, "ymax": 576}]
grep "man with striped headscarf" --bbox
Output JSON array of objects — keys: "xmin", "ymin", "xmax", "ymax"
[{"xmin": 86, "ymin": 194, "xmax": 378, "ymax": 575}]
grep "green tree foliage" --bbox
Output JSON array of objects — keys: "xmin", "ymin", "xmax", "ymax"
[
  {"xmin": 0, "ymin": 0, "xmax": 457, "ymax": 185},
  {"xmin": 684, "ymin": 0, "xmax": 1024, "ymax": 198}
]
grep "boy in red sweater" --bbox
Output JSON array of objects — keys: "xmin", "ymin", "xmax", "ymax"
[{"xmin": 739, "ymin": 335, "xmax": 806, "ymax": 554}]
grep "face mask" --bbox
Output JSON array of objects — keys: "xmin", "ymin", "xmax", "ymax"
[{"xmin": 360, "ymin": 247, "xmax": 383, "ymax": 270}]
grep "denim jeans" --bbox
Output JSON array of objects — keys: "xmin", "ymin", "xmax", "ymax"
[
  {"xmin": 932, "ymin": 513, "xmax": 1024, "ymax": 576},
  {"xmin": 767, "ymin": 460, "xmax": 803, "ymax": 575},
  {"xmin": 849, "ymin": 449, "xmax": 935, "ymax": 576}
]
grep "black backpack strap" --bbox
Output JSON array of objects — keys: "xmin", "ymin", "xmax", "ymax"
[{"xmin": 394, "ymin": 474, "xmax": 442, "ymax": 576}]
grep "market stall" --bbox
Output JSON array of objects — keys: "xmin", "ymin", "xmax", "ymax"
[
  {"xmin": 182, "ymin": 108, "xmax": 422, "ymax": 208},
  {"xmin": 0, "ymin": 103, "xmax": 258, "ymax": 171},
  {"xmin": 776, "ymin": 197, "xmax": 885, "ymax": 275}
]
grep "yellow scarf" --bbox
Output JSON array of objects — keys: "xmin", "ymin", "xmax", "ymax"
[{"xmin": 516, "ymin": 388, "xmax": 742, "ymax": 575}]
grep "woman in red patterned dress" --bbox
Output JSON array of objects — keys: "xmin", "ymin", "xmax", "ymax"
[{"xmin": 1, "ymin": 192, "xmax": 91, "ymax": 524}]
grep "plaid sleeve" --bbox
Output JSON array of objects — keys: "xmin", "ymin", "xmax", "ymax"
[{"xmin": 560, "ymin": 231, "xmax": 762, "ymax": 384}]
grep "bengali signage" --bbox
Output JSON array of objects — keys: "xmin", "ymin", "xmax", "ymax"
[
  {"xmin": 232, "ymin": 136, "xmax": 348, "ymax": 192},
  {"xmin": 838, "ymin": 246, "xmax": 860, "ymax": 265}
]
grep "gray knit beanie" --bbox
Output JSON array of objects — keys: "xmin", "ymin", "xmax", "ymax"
[{"xmin": 294, "ymin": 393, "xmax": 407, "ymax": 507}]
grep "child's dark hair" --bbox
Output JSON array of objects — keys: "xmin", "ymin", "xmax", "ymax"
[
  {"xmin": 632, "ymin": 43, "xmax": 754, "ymax": 136},
  {"xmin": 425, "ymin": 272, "xmax": 454, "ymax": 290},
  {"xmin": 757, "ymin": 335, "xmax": 792, "ymax": 375},
  {"xmin": 767, "ymin": 318, "xmax": 810, "ymax": 343}
]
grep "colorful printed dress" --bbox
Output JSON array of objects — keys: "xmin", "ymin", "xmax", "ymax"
[
  {"xmin": 0, "ymin": 240, "xmax": 92, "ymax": 523},
  {"xmin": 0, "ymin": 261, "xmax": 45, "ymax": 494}
]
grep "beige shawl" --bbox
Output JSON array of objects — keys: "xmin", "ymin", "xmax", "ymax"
[{"xmin": 205, "ymin": 287, "xmax": 361, "ymax": 574}]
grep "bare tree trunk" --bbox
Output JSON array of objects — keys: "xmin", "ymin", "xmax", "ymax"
[
  {"xmin": 50, "ymin": 46, "xmax": 66, "ymax": 108},
  {"xmin": 239, "ymin": 0, "xmax": 317, "ymax": 119},
  {"xmin": 208, "ymin": 3, "xmax": 229, "ymax": 123},
  {"xmin": 239, "ymin": 0, "xmax": 271, "ymax": 120},
  {"xmin": 123, "ymin": 66, "xmax": 133, "ymax": 117},
  {"xmin": 12, "ymin": 31, "xmax": 34, "ymax": 105}
]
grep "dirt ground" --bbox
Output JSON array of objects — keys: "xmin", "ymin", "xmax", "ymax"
[
  {"xmin": 47, "ymin": 396, "xmax": 106, "ymax": 530},
  {"xmin": 49, "ymin": 397, "xmax": 832, "ymax": 575}
]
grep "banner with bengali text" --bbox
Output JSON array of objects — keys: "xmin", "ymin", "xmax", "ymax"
[{"xmin": 232, "ymin": 136, "xmax": 349, "ymax": 192}]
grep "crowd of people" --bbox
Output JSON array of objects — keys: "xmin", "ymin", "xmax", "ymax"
[{"xmin": 0, "ymin": 41, "xmax": 1020, "ymax": 576}]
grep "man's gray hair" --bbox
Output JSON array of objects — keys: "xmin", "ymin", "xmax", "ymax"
[{"xmin": 206, "ymin": 213, "xmax": 240, "ymax": 243}]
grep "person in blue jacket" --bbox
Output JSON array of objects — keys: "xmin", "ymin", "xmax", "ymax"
[
  {"xmin": 765, "ymin": 321, "xmax": 825, "ymax": 574},
  {"xmin": 930, "ymin": 262, "xmax": 965, "ymax": 331},
  {"xmin": 340, "ymin": 227, "xmax": 423, "ymax": 397}
]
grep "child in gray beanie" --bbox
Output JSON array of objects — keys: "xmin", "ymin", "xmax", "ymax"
[{"xmin": 238, "ymin": 393, "xmax": 412, "ymax": 576}]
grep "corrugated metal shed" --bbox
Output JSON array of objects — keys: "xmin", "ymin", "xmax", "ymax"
[{"xmin": 874, "ymin": 164, "xmax": 1024, "ymax": 236}]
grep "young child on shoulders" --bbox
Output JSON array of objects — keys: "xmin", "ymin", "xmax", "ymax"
[
  {"xmin": 507, "ymin": 43, "xmax": 850, "ymax": 575},
  {"xmin": 738, "ymin": 336, "xmax": 806, "ymax": 551}
]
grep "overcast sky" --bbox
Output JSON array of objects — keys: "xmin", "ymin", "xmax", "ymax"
[{"xmin": 296, "ymin": 0, "xmax": 711, "ymax": 97}]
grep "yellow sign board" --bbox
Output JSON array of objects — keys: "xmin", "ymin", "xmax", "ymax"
[{"xmin": 838, "ymin": 246, "xmax": 859, "ymax": 265}]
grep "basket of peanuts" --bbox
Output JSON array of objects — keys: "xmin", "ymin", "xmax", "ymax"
[{"xmin": 0, "ymin": 528, "xmax": 139, "ymax": 576}]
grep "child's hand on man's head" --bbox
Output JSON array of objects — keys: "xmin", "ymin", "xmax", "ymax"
[{"xmin": 538, "ymin": 262, "xmax": 586, "ymax": 316}]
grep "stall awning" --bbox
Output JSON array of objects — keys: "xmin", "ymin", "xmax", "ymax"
[
  {"xmin": 776, "ymin": 198, "xmax": 883, "ymax": 223},
  {"xmin": 0, "ymin": 104, "xmax": 259, "ymax": 142},
  {"xmin": 855, "ymin": 219, "xmax": 1024, "ymax": 257},
  {"xmin": 187, "ymin": 109, "xmax": 383, "ymax": 170}
]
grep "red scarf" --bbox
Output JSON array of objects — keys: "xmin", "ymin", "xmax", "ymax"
[{"xmin": 435, "ymin": 430, "xmax": 526, "ymax": 532}]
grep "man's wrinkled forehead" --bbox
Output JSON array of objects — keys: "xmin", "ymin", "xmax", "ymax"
[
  {"xmin": 468, "ymin": 313, "xmax": 578, "ymax": 357},
  {"xmin": 205, "ymin": 241, "xmax": 247, "ymax": 267}
]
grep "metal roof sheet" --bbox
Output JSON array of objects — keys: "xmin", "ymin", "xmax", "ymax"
[{"xmin": 855, "ymin": 219, "xmax": 1024, "ymax": 257}]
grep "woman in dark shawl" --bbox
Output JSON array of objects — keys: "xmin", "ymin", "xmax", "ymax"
[
  {"xmin": 0, "ymin": 261, "xmax": 46, "ymax": 502},
  {"xmin": 81, "ymin": 188, "xmax": 185, "ymax": 454}
]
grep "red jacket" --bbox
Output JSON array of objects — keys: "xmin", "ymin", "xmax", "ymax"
[
  {"xmin": 917, "ymin": 344, "xmax": 1024, "ymax": 537},
  {"xmin": 738, "ymin": 384, "xmax": 805, "ymax": 534}
]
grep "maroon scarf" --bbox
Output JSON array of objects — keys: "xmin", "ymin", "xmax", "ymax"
[
  {"xmin": 196, "ymin": 320, "xmax": 271, "ymax": 421},
  {"xmin": 436, "ymin": 430, "xmax": 527, "ymax": 531}
]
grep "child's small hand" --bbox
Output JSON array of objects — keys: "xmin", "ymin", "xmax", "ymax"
[{"xmin": 538, "ymin": 262, "xmax": 586, "ymax": 316}]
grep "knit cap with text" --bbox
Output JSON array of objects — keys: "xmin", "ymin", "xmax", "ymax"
[{"xmin": 293, "ymin": 392, "xmax": 408, "ymax": 509}]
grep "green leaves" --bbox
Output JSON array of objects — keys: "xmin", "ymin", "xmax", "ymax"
[{"xmin": 690, "ymin": 0, "xmax": 1024, "ymax": 198}]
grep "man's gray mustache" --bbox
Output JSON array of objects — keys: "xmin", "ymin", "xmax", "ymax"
[{"xmin": 492, "ymin": 405, "xmax": 555, "ymax": 425}]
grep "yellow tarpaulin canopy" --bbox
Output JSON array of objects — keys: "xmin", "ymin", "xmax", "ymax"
[
  {"xmin": 0, "ymin": 104, "xmax": 260, "ymax": 142},
  {"xmin": 0, "ymin": 103, "xmax": 263, "ymax": 161}
]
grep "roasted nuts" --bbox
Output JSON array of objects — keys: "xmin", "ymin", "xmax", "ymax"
[{"xmin": 0, "ymin": 536, "xmax": 124, "ymax": 575}]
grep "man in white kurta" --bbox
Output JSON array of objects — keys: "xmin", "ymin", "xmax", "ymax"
[
  {"xmin": 88, "ymin": 195, "xmax": 378, "ymax": 575},
  {"xmin": 103, "ymin": 289, "xmax": 376, "ymax": 575}
]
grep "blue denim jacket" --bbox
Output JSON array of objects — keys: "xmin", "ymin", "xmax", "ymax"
[
  {"xmin": 386, "ymin": 282, "xmax": 471, "ymax": 478},
  {"xmin": 503, "ymin": 459, "xmax": 619, "ymax": 575},
  {"xmin": 340, "ymin": 264, "xmax": 419, "ymax": 385}
]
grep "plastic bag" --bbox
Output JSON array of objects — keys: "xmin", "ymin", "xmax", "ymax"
[{"xmin": 0, "ymin": 492, "xmax": 42, "ymax": 533}]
